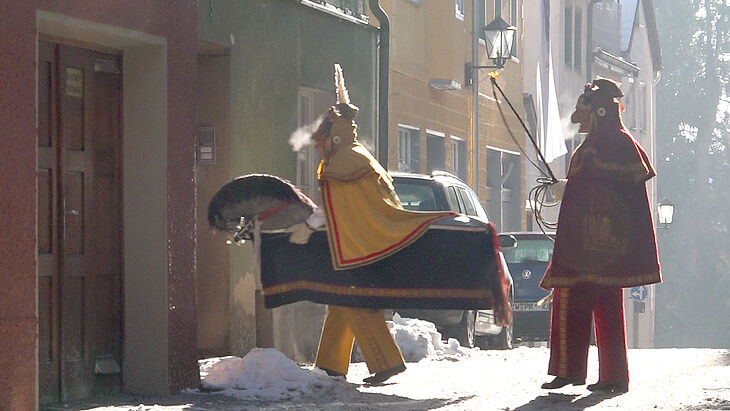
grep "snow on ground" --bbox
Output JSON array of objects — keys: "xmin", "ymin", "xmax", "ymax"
[
  {"xmin": 196, "ymin": 349, "xmax": 337, "ymax": 401},
  {"xmin": 192, "ymin": 313, "xmax": 473, "ymax": 402},
  {"xmin": 60, "ymin": 315, "xmax": 730, "ymax": 410}
]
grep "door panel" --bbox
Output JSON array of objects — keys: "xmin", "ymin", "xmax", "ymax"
[
  {"xmin": 37, "ymin": 40, "xmax": 61, "ymax": 405},
  {"xmin": 38, "ymin": 40, "xmax": 123, "ymax": 404}
]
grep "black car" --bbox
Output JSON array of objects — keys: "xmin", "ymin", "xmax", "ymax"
[
  {"xmin": 498, "ymin": 232, "xmax": 554, "ymax": 342},
  {"xmin": 391, "ymin": 171, "xmax": 514, "ymax": 349}
]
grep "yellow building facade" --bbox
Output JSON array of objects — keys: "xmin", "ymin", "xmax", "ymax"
[{"xmin": 376, "ymin": 0, "xmax": 528, "ymax": 231}]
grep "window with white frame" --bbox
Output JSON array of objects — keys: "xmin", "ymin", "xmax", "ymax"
[
  {"xmin": 398, "ymin": 125, "xmax": 421, "ymax": 172},
  {"xmin": 639, "ymin": 83, "xmax": 647, "ymax": 132},
  {"xmin": 564, "ymin": 4, "xmax": 573, "ymax": 66},
  {"xmin": 510, "ymin": 0, "xmax": 519, "ymax": 58},
  {"xmin": 426, "ymin": 130, "xmax": 446, "ymax": 173},
  {"xmin": 297, "ymin": 88, "xmax": 334, "ymax": 202},
  {"xmin": 450, "ymin": 136, "xmax": 467, "ymax": 181},
  {"xmin": 478, "ymin": 0, "xmax": 487, "ymax": 40},
  {"xmin": 456, "ymin": 0, "xmax": 465, "ymax": 20},
  {"xmin": 486, "ymin": 146, "xmax": 521, "ymax": 232},
  {"xmin": 574, "ymin": 7, "xmax": 582, "ymax": 71}
]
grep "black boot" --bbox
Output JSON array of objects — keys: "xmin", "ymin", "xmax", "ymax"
[
  {"xmin": 319, "ymin": 367, "xmax": 344, "ymax": 377},
  {"xmin": 587, "ymin": 381, "xmax": 629, "ymax": 393},
  {"xmin": 363, "ymin": 364, "xmax": 406, "ymax": 385},
  {"xmin": 541, "ymin": 376, "xmax": 586, "ymax": 389}
]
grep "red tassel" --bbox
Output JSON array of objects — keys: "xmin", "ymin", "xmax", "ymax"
[{"xmin": 487, "ymin": 223, "xmax": 512, "ymax": 326}]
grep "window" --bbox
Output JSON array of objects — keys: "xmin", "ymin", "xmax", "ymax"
[
  {"xmin": 639, "ymin": 83, "xmax": 647, "ymax": 132},
  {"xmin": 510, "ymin": 0, "xmax": 519, "ymax": 57},
  {"xmin": 486, "ymin": 147, "xmax": 521, "ymax": 231},
  {"xmin": 398, "ymin": 125, "xmax": 421, "ymax": 172},
  {"xmin": 297, "ymin": 88, "xmax": 333, "ymax": 201},
  {"xmin": 501, "ymin": 238, "xmax": 554, "ymax": 264},
  {"xmin": 426, "ymin": 130, "xmax": 446, "ymax": 173},
  {"xmin": 450, "ymin": 136, "xmax": 467, "ymax": 181},
  {"xmin": 304, "ymin": 0, "xmax": 369, "ymax": 22},
  {"xmin": 466, "ymin": 188, "xmax": 489, "ymax": 220},
  {"xmin": 574, "ymin": 8, "xmax": 582, "ymax": 71},
  {"xmin": 456, "ymin": 187, "xmax": 478, "ymax": 216},
  {"xmin": 445, "ymin": 186, "xmax": 460, "ymax": 211},
  {"xmin": 564, "ymin": 5, "xmax": 573, "ymax": 66},
  {"xmin": 392, "ymin": 180, "xmax": 439, "ymax": 211},
  {"xmin": 456, "ymin": 0, "xmax": 465, "ymax": 20},
  {"xmin": 564, "ymin": 133, "xmax": 585, "ymax": 173},
  {"xmin": 478, "ymin": 0, "xmax": 487, "ymax": 40}
]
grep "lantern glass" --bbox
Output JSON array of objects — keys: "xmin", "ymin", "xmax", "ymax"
[{"xmin": 483, "ymin": 16, "xmax": 517, "ymax": 61}]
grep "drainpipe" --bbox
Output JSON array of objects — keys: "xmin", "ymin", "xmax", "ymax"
[
  {"xmin": 472, "ymin": 0, "xmax": 480, "ymax": 190},
  {"xmin": 369, "ymin": 0, "xmax": 390, "ymax": 167},
  {"xmin": 586, "ymin": 0, "xmax": 601, "ymax": 83}
]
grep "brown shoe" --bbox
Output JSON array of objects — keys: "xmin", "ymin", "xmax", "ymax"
[
  {"xmin": 363, "ymin": 364, "xmax": 406, "ymax": 385},
  {"xmin": 587, "ymin": 381, "xmax": 629, "ymax": 393},
  {"xmin": 541, "ymin": 376, "xmax": 586, "ymax": 389}
]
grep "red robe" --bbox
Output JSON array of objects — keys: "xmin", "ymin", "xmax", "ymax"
[{"xmin": 540, "ymin": 121, "xmax": 661, "ymax": 289}]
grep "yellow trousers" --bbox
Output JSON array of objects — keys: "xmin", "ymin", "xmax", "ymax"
[{"xmin": 315, "ymin": 306, "xmax": 404, "ymax": 375}]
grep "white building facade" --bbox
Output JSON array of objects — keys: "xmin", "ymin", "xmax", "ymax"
[{"xmin": 522, "ymin": 0, "xmax": 662, "ymax": 348}]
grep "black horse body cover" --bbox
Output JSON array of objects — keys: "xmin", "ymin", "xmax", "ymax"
[{"xmin": 260, "ymin": 216, "xmax": 505, "ymax": 310}]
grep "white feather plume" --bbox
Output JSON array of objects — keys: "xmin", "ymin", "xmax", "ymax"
[{"xmin": 334, "ymin": 64, "xmax": 350, "ymax": 105}]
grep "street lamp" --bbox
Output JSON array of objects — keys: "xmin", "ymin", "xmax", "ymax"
[
  {"xmin": 657, "ymin": 198, "xmax": 675, "ymax": 230},
  {"xmin": 465, "ymin": 16, "xmax": 517, "ymax": 85},
  {"xmin": 467, "ymin": 13, "xmax": 518, "ymax": 191}
]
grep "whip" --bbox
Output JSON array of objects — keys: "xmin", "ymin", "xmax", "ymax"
[{"xmin": 488, "ymin": 73, "xmax": 561, "ymax": 236}]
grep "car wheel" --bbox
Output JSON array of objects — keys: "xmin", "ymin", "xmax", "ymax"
[
  {"xmin": 474, "ymin": 335, "xmax": 489, "ymax": 349},
  {"xmin": 491, "ymin": 321, "xmax": 513, "ymax": 349},
  {"xmin": 490, "ymin": 297, "xmax": 514, "ymax": 349},
  {"xmin": 448, "ymin": 310, "xmax": 475, "ymax": 348}
]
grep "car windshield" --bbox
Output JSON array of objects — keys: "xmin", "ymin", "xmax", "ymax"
[
  {"xmin": 502, "ymin": 238, "xmax": 554, "ymax": 264},
  {"xmin": 392, "ymin": 180, "xmax": 440, "ymax": 211}
]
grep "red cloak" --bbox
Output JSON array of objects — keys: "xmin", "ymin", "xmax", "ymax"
[{"xmin": 540, "ymin": 123, "xmax": 661, "ymax": 289}]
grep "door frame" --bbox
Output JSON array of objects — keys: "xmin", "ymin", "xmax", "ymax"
[{"xmin": 37, "ymin": 11, "xmax": 170, "ymax": 395}]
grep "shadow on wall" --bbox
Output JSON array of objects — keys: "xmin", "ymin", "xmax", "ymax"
[
  {"xmin": 231, "ymin": 271, "xmax": 258, "ymax": 356},
  {"xmin": 273, "ymin": 302, "xmax": 326, "ymax": 363}
]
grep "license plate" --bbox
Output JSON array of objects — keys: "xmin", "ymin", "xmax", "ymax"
[{"xmin": 513, "ymin": 302, "xmax": 550, "ymax": 311}]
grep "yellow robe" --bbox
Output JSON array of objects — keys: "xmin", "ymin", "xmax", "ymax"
[
  {"xmin": 317, "ymin": 117, "xmax": 452, "ymax": 270},
  {"xmin": 315, "ymin": 306, "xmax": 403, "ymax": 375}
]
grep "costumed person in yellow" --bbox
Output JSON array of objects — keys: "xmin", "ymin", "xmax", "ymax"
[
  {"xmin": 539, "ymin": 79, "xmax": 661, "ymax": 393},
  {"xmin": 304, "ymin": 65, "xmax": 453, "ymax": 384}
]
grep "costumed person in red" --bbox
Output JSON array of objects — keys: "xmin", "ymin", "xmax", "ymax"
[
  {"xmin": 298, "ymin": 65, "xmax": 453, "ymax": 385},
  {"xmin": 539, "ymin": 78, "xmax": 661, "ymax": 393}
]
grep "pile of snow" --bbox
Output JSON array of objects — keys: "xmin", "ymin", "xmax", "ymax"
[
  {"xmin": 388, "ymin": 313, "xmax": 473, "ymax": 362},
  {"xmin": 194, "ymin": 314, "xmax": 472, "ymax": 401},
  {"xmin": 197, "ymin": 348, "xmax": 346, "ymax": 401}
]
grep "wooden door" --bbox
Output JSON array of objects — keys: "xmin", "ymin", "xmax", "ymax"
[{"xmin": 37, "ymin": 40, "xmax": 123, "ymax": 404}]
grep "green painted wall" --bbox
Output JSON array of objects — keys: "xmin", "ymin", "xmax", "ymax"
[
  {"xmin": 199, "ymin": 0, "xmax": 376, "ymax": 179},
  {"xmin": 197, "ymin": 0, "xmax": 377, "ymax": 360}
]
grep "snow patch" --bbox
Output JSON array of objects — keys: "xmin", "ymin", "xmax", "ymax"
[
  {"xmin": 193, "ymin": 314, "xmax": 473, "ymax": 402},
  {"xmin": 389, "ymin": 313, "xmax": 473, "ymax": 362},
  {"xmin": 198, "ymin": 348, "xmax": 347, "ymax": 401}
]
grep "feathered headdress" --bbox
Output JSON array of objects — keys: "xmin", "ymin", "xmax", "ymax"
[
  {"xmin": 333, "ymin": 64, "xmax": 358, "ymax": 119},
  {"xmin": 334, "ymin": 64, "xmax": 349, "ymax": 105}
]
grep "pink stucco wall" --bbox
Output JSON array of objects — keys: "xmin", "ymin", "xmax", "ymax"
[{"xmin": 0, "ymin": 1, "xmax": 199, "ymax": 406}]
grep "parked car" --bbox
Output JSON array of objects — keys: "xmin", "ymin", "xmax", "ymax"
[
  {"xmin": 498, "ymin": 232, "xmax": 554, "ymax": 342},
  {"xmin": 391, "ymin": 171, "xmax": 514, "ymax": 349}
]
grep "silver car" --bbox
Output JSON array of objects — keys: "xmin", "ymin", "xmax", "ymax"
[{"xmin": 391, "ymin": 171, "xmax": 514, "ymax": 349}]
